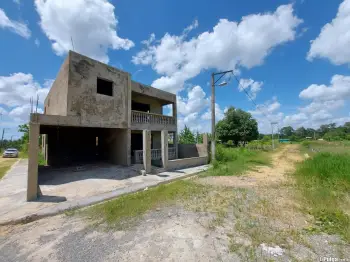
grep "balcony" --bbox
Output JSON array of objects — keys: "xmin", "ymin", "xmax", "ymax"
[{"xmin": 131, "ymin": 110, "xmax": 176, "ymax": 131}]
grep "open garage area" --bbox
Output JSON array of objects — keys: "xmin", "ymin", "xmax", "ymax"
[{"xmin": 40, "ymin": 125, "xmax": 129, "ymax": 167}]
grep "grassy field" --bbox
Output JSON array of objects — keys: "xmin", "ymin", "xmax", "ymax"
[
  {"xmin": 295, "ymin": 141, "xmax": 350, "ymax": 241},
  {"xmin": 0, "ymin": 158, "xmax": 17, "ymax": 179},
  {"xmin": 82, "ymin": 180, "xmax": 216, "ymax": 228},
  {"xmin": 83, "ymin": 145, "xmax": 272, "ymax": 228},
  {"xmin": 203, "ymin": 144, "xmax": 271, "ymax": 177}
]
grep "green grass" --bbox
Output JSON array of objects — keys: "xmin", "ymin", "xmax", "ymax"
[
  {"xmin": 84, "ymin": 180, "xmax": 211, "ymax": 228},
  {"xmin": 203, "ymin": 145, "xmax": 271, "ymax": 177},
  {"xmin": 294, "ymin": 151, "xmax": 350, "ymax": 241},
  {"xmin": 0, "ymin": 158, "xmax": 17, "ymax": 179},
  {"xmin": 19, "ymin": 151, "xmax": 46, "ymax": 166}
]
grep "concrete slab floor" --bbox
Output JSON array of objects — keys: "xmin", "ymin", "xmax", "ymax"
[{"xmin": 0, "ymin": 159, "xmax": 208, "ymax": 225}]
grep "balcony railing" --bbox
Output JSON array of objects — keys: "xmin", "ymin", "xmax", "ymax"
[
  {"xmin": 134, "ymin": 148, "xmax": 177, "ymax": 164},
  {"xmin": 131, "ymin": 110, "xmax": 175, "ymax": 126}
]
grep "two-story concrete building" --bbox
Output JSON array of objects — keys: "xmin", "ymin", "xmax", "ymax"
[{"xmin": 27, "ymin": 51, "xmax": 180, "ymax": 200}]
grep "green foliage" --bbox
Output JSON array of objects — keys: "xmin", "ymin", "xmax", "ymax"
[
  {"xmin": 204, "ymin": 144, "xmax": 271, "ymax": 177},
  {"xmin": 279, "ymin": 121, "xmax": 350, "ymax": 141},
  {"xmin": 216, "ymin": 106, "xmax": 259, "ymax": 144},
  {"xmin": 18, "ymin": 124, "xmax": 30, "ymax": 153},
  {"xmin": 294, "ymin": 152, "xmax": 350, "ymax": 241},
  {"xmin": 179, "ymin": 125, "xmax": 196, "ymax": 144},
  {"xmin": 226, "ymin": 140, "xmax": 234, "ymax": 146}
]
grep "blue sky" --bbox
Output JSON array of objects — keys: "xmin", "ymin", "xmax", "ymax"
[{"xmin": 1, "ymin": 0, "xmax": 350, "ymax": 139}]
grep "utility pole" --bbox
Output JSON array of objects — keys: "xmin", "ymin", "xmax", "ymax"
[
  {"xmin": 211, "ymin": 70, "xmax": 233, "ymax": 162},
  {"xmin": 271, "ymin": 122, "xmax": 278, "ymax": 150},
  {"xmin": 1, "ymin": 128, "xmax": 5, "ymax": 149},
  {"xmin": 211, "ymin": 73, "xmax": 215, "ymax": 161}
]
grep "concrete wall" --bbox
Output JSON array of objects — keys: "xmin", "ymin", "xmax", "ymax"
[
  {"xmin": 44, "ymin": 55, "xmax": 69, "ymax": 116},
  {"xmin": 152, "ymin": 131, "xmax": 161, "ymax": 149},
  {"xmin": 67, "ymin": 51, "xmax": 130, "ymax": 128},
  {"xmin": 178, "ymin": 144, "xmax": 208, "ymax": 158},
  {"xmin": 167, "ymin": 156, "xmax": 208, "ymax": 171},
  {"xmin": 131, "ymin": 81, "xmax": 176, "ymax": 103},
  {"xmin": 132, "ymin": 94, "xmax": 163, "ymax": 114},
  {"xmin": 106, "ymin": 128, "xmax": 130, "ymax": 165}
]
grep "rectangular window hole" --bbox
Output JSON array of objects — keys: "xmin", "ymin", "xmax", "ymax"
[{"xmin": 97, "ymin": 78, "xmax": 113, "ymax": 96}]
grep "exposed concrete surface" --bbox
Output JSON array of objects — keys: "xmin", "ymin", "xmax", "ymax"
[
  {"xmin": 0, "ymin": 160, "xmax": 208, "ymax": 225},
  {"xmin": 0, "ymin": 207, "xmax": 233, "ymax": 262},
  {"xmin": 168, "ymin": 156, "xmax": 208, "ymax": 170}
]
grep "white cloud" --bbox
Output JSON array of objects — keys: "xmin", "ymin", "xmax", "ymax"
[
  {"xmin": 238, "ymin": 78, "xmax": 263, "ymax": 99},
  {"xmin": 299, "ymin": 75, "xmax": 350, "ymax": 101},
  {"xmin": 299, "ymin": 100, "xmax": 344, "ymax": 114},
  {"xmin": 201, "ymin": 103, "xmax": 227, "ymax": 121},
  {"xmin": 307, "ymin": 0, "xmax": 350, "ymax": 65},
  {"xmin": 0, "ymin": 73, "xmax": 51, "ymax": 107},
  {"xmin": 0, "ymin": 8, "xmax": 31, "ymax": 38},
  {"xmin": 35, "ymin": 38, "xmax": 40, "ymax": 47},
  {"xmin": 9, "ymin": 104, "xmax": 43, "ymax": 122},
  {"xmin": 177, "ymin": 85, "xmax": 209, "ymax": 115},
  {"xmin": 133, "ymin": 4, "xmax": 302, "ymax": 93},
  {"xmin": 35, "ymin": 0, "xmax": 134, "ymax": 63}
]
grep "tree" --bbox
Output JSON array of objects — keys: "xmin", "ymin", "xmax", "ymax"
[
  {"xmin": 280, "ymin": 126, "xmax": 294, "ymax": 138},
  {"xmin": 18, "ymin": 124, "xmax": 29, "ymax": 143},
  {"xmin": 179, "ymin": 125, "xmax": 196, "ymax": 144},
  {"xmin": 216, "ymin": 107, "xmax": 258, "ymax": 144},
  {"xmin": 195, "ymin": 131, "xmax": 203, "ymax": 143},
  {"xmin": 295, "ymin": 127, "xmax": 306, "ymax": 138}
]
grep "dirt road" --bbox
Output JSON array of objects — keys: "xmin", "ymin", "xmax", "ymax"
[{"xmin": 0, "ymin": 145, "xmax": 348, "ymax": 261}]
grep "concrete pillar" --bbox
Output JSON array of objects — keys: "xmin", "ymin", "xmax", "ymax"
[
  {"xmin": 27, "ymin": 123, "xmax": 40, "ymax": 201},
  {"xmin": 203, "ymin": 133, "xmax": 209, "ymax": 157},
  {"xmin": 126, "ymin": 128, "xmax": 131, "ymax": 166},
  {"xmin": 174, "ymin": 131, "xmax": 178, "ymax": 159},
  {"xmin": 161, "ymin": 130, "xmax": 168, "ymax": 169},
  {"xmin": 143, "ymin": 130, "xmax": 151, "ymax": 173},
  {"xmin": 44, "ymin": 134, "xmax": 48, "ymax": 165}
]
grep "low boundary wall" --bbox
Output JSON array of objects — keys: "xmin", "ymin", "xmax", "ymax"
[{"xmin": 167, "ymin": 156, "xmax": 208, "ymax": 171}]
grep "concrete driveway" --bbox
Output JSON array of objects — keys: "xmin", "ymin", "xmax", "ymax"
[{"xmin": 0, "ymin": 160, "xmax": 208, "ymax": 224}]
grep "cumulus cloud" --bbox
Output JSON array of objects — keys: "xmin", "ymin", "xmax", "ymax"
[
  {"xmin": 0, "ymin": 8, "xmax": 31, "ymax": 38},
  {"xmin": 238, "ymin": 78, "xmax": 263, "ymax": 99},
  {"xmin": 0, "ymin": 73, "xmax": 51, "ymax": 107},
  {"xmin": 9, "ymin": 104, "xmax": 43, "ymax": 122},
  {"xmin": 299, "ymin": 75, "xmax": 350, "ymax": 101},
  {"xmin": 35, "ymin": 0, "xmax": 134, "ymax": 63},
  {"xmin": 281, "ymin": 74, "xmax": 350, "ymax": 129},
  {"xmin": 201, "ymin": 103, "xmax": 227, "ymax": 121},
  {"xmin": 133, "ymin": 4, "xmax": 302, "ymax": 93},
  {"xmin": 177, "ymin": 85, "xmax": 209, "ymax": 115},
  {"xmin": 307, "ymin": 0, "xmax": 350, "ymax": 65}
]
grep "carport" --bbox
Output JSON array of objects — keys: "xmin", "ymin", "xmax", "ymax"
[{"xmin": 27, "ymin": 114, "xmax": 131, "ymax": 201}]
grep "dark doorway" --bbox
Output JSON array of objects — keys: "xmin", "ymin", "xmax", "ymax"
[
  {"xmin": 132, "ymin": 101, "xmax": 150, "ymax": 112},
  {"xmin": 131, "ymin": 133, "xmax": 143, "ymax": 156}
]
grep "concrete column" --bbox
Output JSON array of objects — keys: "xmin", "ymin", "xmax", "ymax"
[
  {"xmin": 143, "ymin": 130, "xmax": 151, "ymax": 173},
  {"xmin": 161, "ymin": 130, "xmax": 168, "ymax": 169},
  {"xmin": 27, "ymin": 123, "xmax": 40, "ymax": 201},
  {"xmin": 41, "ymin": 135, "xmax": 45, "ymax": 155},
  {"xmin": 126, "ymin": 128, "xmax": 131, "ymax": 166},
  {"xmin": 44, "ymin": 134, "xmax": 48, "ymax": 165},
  {"xmin": 174, "ymin": 131, "xmax": 178, "ymax": 159},
  {"xmin": 203, "ymin": 133, "xmax": 208, "ymax": 156}
]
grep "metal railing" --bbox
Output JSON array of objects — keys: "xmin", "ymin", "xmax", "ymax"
[
  {"xmin": 168, "ymin": 147, "xmax": 176, "ymax": 160},
  {"xmin": 131, "ymin": 110, "xmax": 175, "ymax": 126},
  {"xmin": 134, "ymin": 148, "xmax": 177, "ymax": 164}
]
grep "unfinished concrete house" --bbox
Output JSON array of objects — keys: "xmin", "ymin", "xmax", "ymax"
[{"xmin": 27, "ymin": 51, "xmax": 208, "ymax": 201}]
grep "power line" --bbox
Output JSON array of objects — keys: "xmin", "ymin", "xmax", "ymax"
[{"xmin": 231, "ymin": 72, "xmax": 273, "ymax": 123}]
